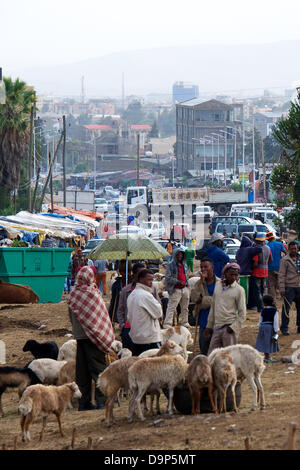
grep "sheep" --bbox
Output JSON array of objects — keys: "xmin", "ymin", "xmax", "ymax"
[
  {"xmin": 117, "ymin": 348, "xmax": 133, "ymax": 359},
  {"xmin": 97, "ymin": 356, "xmax": 140, "ymax": 427},
  {"xmin": 23, "ymin": 340, "xmax": 59, "ymax": 360},
  {"xmin": 57, "ymin": 339, "xmax": 77, "ymax": 362},
  {"xmin": 0, "ymin": 366, "xmax": 42, "ymax": 417},
  {"xmin": 209, "ymin": 350, "xmax": 238, "ymax": 414},
  {"xmin": 111, "ymin": 340, "xmax": 123, "ymax": 354},
  {"xmin": 19, "ymin": 382, "xmax": 82, "ymax": 442},
  {"xmin": 139, "ymin": 340, "xmax": 183, "ymax": 358},
  {"xmin": 27, "ymin": 358, "xmax": 67, "ymax": 385},
  {"xmin": 57, "ymin": 361, "xmax": 76, "ymax": 385},
  {"xmin": 160, "ymin": 325, "xmax": 193, "ymax": 361},
  {"xmin": 186, "ymin": 354, "xmax": 217, "ymax": 415},
  {"xmin": 127, "ymin": 354, "xmax": 188, "ymax": 422},
  {"xmin": 208, "ymin": 344, "xmax": 265, "ymax": 411}
]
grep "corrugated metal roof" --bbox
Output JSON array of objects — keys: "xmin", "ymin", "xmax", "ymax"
[{"xmin": 84, "ymin": 125, "xmax": 113, "ymax": 130}]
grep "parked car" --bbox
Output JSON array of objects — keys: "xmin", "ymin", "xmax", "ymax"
[
  {"xmin": 195, "ymin": 238, "xmax": 211, "ymax": 260},
  {"xmin": 223, "ymin": 238, "xmax": 241, "ymax": 248},
  {"xmin": 118, "ymin": 225, "xmax": 147, "ymax": 236},
  {"xmin": 224, "ymin": 244, "xmax": 239, "ymax": 262},
  {"xmin": 209, "ymin": 216, "xmax": 254, "ymax": 235},
  {"xmin": 193, "ymin": 206, "xmax": 214, "ymax": 222},
  {"xmin": 94, "ymin": 198, "xmax": 108, "ymax": 212},
  {"xmin": 139, "ymin": 221, "xmax": 166, "ymax": 239},
  {"xmin": 82, "ymin": 238, "xmax": 105, "ymax": 256}
]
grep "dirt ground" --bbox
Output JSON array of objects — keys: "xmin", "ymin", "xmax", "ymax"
[{"xmin": 1, "ymin": 267, "xmax": 300, "ymax": 451}]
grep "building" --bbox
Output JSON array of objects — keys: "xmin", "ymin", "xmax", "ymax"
[
  {"xmin": 176, "ymin": 98, "xmax": 243, "ymax": 179},
  {"xmin": 172, "ymin": 82, "xmax": 199, "ymax": 104},
  {"xmin": 254, "ymin": 111, "xmax": 287, "ymax": 138}
]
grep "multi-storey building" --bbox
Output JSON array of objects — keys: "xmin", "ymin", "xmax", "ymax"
[
  {"xmin": 176, "ymin": 98, "xmax": 243, "ymax": 178},
  {"xmin": 172, "ymin": 82, "xmax": 199, "ymax": 104}
]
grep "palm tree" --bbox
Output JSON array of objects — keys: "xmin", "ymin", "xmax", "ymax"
[{"xmin": 0, "ymin": 77, "xmax": 37, "ymax": 192}]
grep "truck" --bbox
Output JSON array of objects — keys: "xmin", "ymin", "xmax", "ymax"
[{"xmin": 126, "ymin": 186, "xmax": 248, "ymax": 217}]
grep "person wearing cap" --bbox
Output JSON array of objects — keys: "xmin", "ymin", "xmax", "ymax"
[
  {"xmin": 278, "ymin": 241, "xmax": 300, "ymax": 335},
  {"xmin": 204, "ymin": 263, "xmax": 246, "ymax": 354},
  {"xmin": 266, "ymin": 231, "xmax": 286, "ymax": 300},
  {"xmin": 247, "ymin": 233, "xmax": 272, "ymax": 313},
  {"xmin": 207, "ymin": 234, "xmax": 230, "ymax": 278}
]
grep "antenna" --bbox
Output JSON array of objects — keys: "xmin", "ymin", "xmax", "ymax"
[
  {"xmin": 122, "ymin": 72, "xmax": 125, "ymax": 109},
  {"xmin": 81, "ymin": 76, "xmax": 85, "ymax": 104}
]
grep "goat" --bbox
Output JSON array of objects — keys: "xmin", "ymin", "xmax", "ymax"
[
  {"xmin": 105, "ymin": 348, "xmax": 119, "ymax": 366},
  {"xmin": 97, "ymin": 356, "xmax": 140, "ymax": 427},
  {"xmin": 23, "ymin": 340, "xmax": 59, "ymax": 360},
  {"xmin": 186, "ymin": 354, "xmax": 216, "ymax": 415},
  {"xmin": 208, "ymin": 344, "xmax": 265, "ymax": 411},
  {"xmin": 19, "ymin": 382, "xmax": 82, "ymax": 442},
  {"xmin": 57, "ymin": 340, "xmax": 77, "ymax": 362},
  {"xmin": 0, "ymin": 366, "xmax": 41, "ymax": 417},
  {"xmin": 209, "ymin": 350, "xmax": 238, "ymax": 414},
  {"xmin": 160, "ymin": 326, "xmax": 192, "ymax": 361},
  {"xmin": 128, "ymin": 354, "xmax": 188, "ymax": 422},
  {"xmin": 27, "ymin": 358, "xmax": 67, "ymax": 385}
]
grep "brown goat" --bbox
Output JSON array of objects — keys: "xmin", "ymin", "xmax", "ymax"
[
  {"xmin": 210, "ymin": 351, "xmax": 238, "ymax": 414},
  {"xmin": 19, "ymin": 382, "xmax": 82, "ymax": 442},
  {"xmin": 186, "ymin": 354, "xmax": 217, "ymax": 415},
  {"xmin": 0, "ymin": 281, "xmax": 39, "ymax": 303},
  {"xmin": 97, "ymin": 356, "xmax": 140, "ymax": 426}
]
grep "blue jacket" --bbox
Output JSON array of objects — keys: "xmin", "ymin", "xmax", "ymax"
[
  {"xmin": 207, "ymin": 245, "xmax": 230, "ymax": 278},
  {"xmin": 268, "ymin": 240, "xmax": 286, "ymax": 271},
  {"xmin": 165, "ymin": 247, "xmax": 189, "ymax": 295}
]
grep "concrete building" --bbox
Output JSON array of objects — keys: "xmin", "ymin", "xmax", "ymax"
[
  {"xmin": 173, "ymin": 82, "xmax": 199, "ymax": 104},
  {"xmin": 176, "ymin": 98, "xmax": 243, "ymax": 179}
]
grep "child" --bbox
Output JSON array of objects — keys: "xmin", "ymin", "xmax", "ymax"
[{"xmin": 255, "ymin": 294, "xmax": 280, "ymax": 363}]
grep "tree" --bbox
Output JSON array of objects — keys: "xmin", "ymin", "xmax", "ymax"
[
  {"xmin": 0, "ymin": 77, "xmax": 37, "ymax": 191},
  {"xmin": 121, "ymin": 101, "xmax": 146, "ymax": 125},
  {"xmin": 272, "ymin": 88, "xmax": 300, "ymax": 232},
  {"xmin": 149, "ymin": 120, "xmax": 159, "ymax": 138}
]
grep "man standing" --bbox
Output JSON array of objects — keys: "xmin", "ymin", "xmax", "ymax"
[
  {"xmin": 279, "ymin": 241, "xmax": 300, "ymax": 335},
  {"xmin": 207, "ymin": 234, "xmax": 230, "ymax": 278},
  {"xmin": 93, "ymin": 258, "xmax": 109, "ymax": 295},
  {"xmin": 247, "ymin": 233, "xmax": 272, "ymax": 313},
  {"xmin": 204, "ymin": 263, "xmax": 246, "ymax": 354},
  {"xmin": 127, "ymin": 269, "xmax": 163, "ymax": 356},
  {"xmin": 163, "ymin": 247, "xmax": 190, "ymax": 329},
  {"xmin": 117, "ymin": 263, "xmax": 160, "ymax": 351},
  {"xmin": 191, "ymin": 258, "xmax": 219, "ymax": 355},
  {"xmin": 267, "ymin": 232, "xmax": 286, "ymax": 300}
]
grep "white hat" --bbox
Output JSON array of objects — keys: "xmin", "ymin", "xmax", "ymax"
[{"xmin": 210, "ymin": 233, "xmax": 224, "ymax": 243}]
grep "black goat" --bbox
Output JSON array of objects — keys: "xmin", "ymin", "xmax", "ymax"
[
  {"xmin": 0, "ymin": 366, "xmax": 41, "ymax": 417},
  {"xmin": 23, "ymin": 340, "xmax": 59, "ymax": 360}
]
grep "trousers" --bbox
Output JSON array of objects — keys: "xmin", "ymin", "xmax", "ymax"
[{"xmin": 163, "ymin": 287, "xmax": 190, "ymax": 328}]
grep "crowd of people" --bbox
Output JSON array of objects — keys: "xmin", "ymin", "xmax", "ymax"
[{"xmin": 64, "ymin": 226, "xmax": 300, "ymax": 411}]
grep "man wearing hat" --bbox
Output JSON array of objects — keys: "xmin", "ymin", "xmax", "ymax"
[
  {"xmin": 266, "ymin": 231, "xmax": 286, "ymax": 300},
  {"xmin": 247, "ymin": 233, "xmax": 272, "ymax": 313},
  {"xmin": 207, "ymin": 233, "xmax": 230, "ymax": 278}
]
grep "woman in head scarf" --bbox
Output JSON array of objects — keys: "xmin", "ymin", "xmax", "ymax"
[{"xmin": 68, "ymin": 266, "xmax": 115, "ymax": 411}]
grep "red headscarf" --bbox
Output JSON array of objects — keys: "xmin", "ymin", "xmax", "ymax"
[{"xmin": 68, "ymin": 266, "xmax": 114, "ymax": 353}]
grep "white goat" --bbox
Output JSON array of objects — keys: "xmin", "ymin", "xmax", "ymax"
[
  {"xmin": 139, "ymin": 340, "xmax": 183, "ymax": 358},
  {"xmin": 111, "ymin": 340, "xmax": 123, "ymax": 354},
  {"xmin": 128, "ymin": 354, "xmax": 188, "ymax": 422},
  {"xmin": 160, "ymin": 325, "xmax": 192, "ymax": 361},
  {"xmin": 28, "ymin": 359, "xmax": 67, "ymax": 385},
  {"xmin": 209, "ymin": 350, "xmax": 238, "ymax": 414},
  {"xmin": 57, "ymin": 340, "xmax": 77, "ymax": 362},
  {"xmin": 208, "ymin": 344, "xmax": 265, "ymax": 411}
]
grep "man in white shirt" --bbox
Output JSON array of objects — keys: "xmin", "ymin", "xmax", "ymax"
[{"xmin": 127, "ymin": 269, "xmax": 163, "ymax": 356}]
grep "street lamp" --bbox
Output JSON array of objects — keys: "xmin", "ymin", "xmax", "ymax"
[{"xmin": 219, "ymin": 128, "xmax": 240, "ymax": 181}]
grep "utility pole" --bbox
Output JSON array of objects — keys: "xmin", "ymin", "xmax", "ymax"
[
  {"xmin": 32, "ymin": 166, "xmax": 41, "ymax": 213},
  {"xmin": 39, "ymin": 131, "xmax": 64, "ymax": 211},
  {"xmin": 136, "ymin": 133, "xmax": 140, "ymax": 186},
  {"xmin": 62, "ymin": 115, "xmax": 66, "ymax": 207},
  {"xmin": 261, "ymin": 136, "xmax": 267, "ymax": 201},
  {"xmin": 28, "ymin": 106, "xmax": 34, "ymax": 212},
  {"xmin": 49, "ymin": 152, "xmax": 54, "ymax": 211},
  {"xmin": 252, "ymin": 116, "xmax": 256, "ymax": 202}
]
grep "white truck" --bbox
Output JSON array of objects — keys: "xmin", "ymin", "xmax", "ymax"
[{"xmin": 126, "ymin": 186, "xmax": 248, "ymax": 216}]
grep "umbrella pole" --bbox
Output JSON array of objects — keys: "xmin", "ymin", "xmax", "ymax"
[{"xmin": 125, "ymin": 255, "xmax": 128, "ymax": 285}]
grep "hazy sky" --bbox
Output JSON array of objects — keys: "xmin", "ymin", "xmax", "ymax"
[{"xmin": 2, "ymin": 0, "xmax": 300, "ymax": 73}]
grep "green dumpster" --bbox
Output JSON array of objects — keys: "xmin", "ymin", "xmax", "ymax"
[
  {"xmin": 0, "ymin": 248, "xmax": 73, "ymax": 303},
  {"xmin": 240, "ymin": 275, "xmax": 250, "ymax": 304}
]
